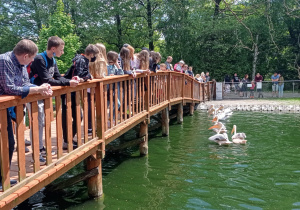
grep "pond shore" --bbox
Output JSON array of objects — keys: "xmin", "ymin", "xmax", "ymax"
[{"xmin": 197, "ymin": 99, "xmax": 300, "ymax": 112}]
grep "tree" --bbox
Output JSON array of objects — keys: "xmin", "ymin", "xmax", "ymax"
[{"xmin": 38, "ymin": 0, "xmax": 81, "ymax": 73}]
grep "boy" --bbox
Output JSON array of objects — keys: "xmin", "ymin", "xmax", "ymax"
[
  {"xmin": 62, "ymin": 44, "xmax": 99, "ymax": 149},
  {"xmin": 30, "ymin": 36, "xmax": 79, "ymax": 160},
  {"xmin": 271, "ymin": 72, "xmax": 279, "ymax": 97},
  {"xmin": 186, "ymin": 66, "xmax": 194, "ymax": 77},
  {"xmin": 164, "ymin": 56, "xmax": 173, "ymax": 71}
]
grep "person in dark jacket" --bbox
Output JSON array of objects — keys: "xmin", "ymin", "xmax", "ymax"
[
  {"xmin": 30, "ymin": 36, "xmax": 79, "ymax": 161},
  {"xmin": 62, "ymin": 44, "xmax": 99, "ymax": 150}
]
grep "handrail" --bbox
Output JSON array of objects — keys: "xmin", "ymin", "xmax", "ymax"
[{"xmin": 0, "ymin": 71, "xmax": 215, "ymax": 201}]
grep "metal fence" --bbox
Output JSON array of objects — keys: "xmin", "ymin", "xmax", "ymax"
[{"xmin": 222, "ymin": 80, "xmax": 300, "ymax": 99}]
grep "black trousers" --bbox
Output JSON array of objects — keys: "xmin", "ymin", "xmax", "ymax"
[
  {"xmin": 87, "ymin": 92, "xmax": 92, "ymax": 131},
  {"xmin": 61, "ymin": 93, "xmax": 82, "ymax": 143}
]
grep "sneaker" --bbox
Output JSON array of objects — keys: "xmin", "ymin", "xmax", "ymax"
[
  {"xmin": 15, "ymin": 146, "xmax": 30, "ymax": 153},
  {"xmin": 40, "ymin": 146, "xmax": 56, "ymax": 157},
  {"xmin": 31, "ymin": 154, "xmax": 46, "ymax": 166},
  {"xmin": 25, "ymin": 139, "xmax": 31, "ymax": 146},
  {"xmin": 63, "ymin": 141, "xmax": 78, "ymax": 150},
  {"xmin": 88, "ymin": 129, "xmax": 93, "ymax": 136}
]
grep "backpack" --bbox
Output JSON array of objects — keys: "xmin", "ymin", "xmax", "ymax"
[
  {"xmin": 28, "ymin": 51, "xmax": 56, "ymax": 84},
  {"xmin": 173, "ymin": 63, "xmax": 178, "ymax": 71}
]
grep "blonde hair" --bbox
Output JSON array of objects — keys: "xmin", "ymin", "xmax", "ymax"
[
  {"xmin": 195, "ymin": 74, "xmax": 200, "ymax": 78},
  {"xmin": 95, "ymin": 43, "xmax": 108, "ymax": 63},
  {"xmin": 138, "ymin": 50, "xmax": 149, "ymax": 70},
  {"xmin": 89, "ymin": 43, "xmax": 108, "ymax": 78},
  {"xmin": 127, "ymin": 44, "xmax": 135, "ymax": 61}
]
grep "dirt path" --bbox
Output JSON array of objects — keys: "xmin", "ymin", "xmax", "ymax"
[
  {"xmin": 197, "ymin": 99, "xmax": 300, "ymax": 111},
  {"xmin": 204, "ymin": 99, "xmax": 300, "ymax": 106}
]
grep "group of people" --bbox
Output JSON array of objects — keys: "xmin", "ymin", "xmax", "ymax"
[
  {"xmin": 163, "ymin": 57, "xmax": 210, "ymax": 82},
  {"xmin": 224, "ymin": 72, "xmax": 284, "ymax": 98},
  {"xmin": 0, "ymin": 36, "xmax": 205, "ymax": 187}
]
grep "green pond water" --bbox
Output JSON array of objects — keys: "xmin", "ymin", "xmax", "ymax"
[{"xmin": 16, "ymin": 111, "xmax": 300, "ymax": 209}]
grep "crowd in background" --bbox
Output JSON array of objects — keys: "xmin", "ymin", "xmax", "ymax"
[{"xmin": 223, "ymin": 72, "xmax": 285, "ymax": 98}]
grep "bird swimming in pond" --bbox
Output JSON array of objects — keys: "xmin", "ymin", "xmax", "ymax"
[
  {"xmin": 208, "ymin": 121, "xmax": 227, "ymax": 134},
  {"xmin": 216, "ymin": 105, "xmax": 232, "ymax": 115},
  {"xmin": 208, "ymin": 132, "xmax": 232, "ymax": 146},
  {"xmin": 231, "ymin": 125, "xmax": 247, "ymax": 144}
]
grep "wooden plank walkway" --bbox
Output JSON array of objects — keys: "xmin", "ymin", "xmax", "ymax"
[{"xmin": 6, "ymin": 120, "xmax": 92, "ymax": 188}]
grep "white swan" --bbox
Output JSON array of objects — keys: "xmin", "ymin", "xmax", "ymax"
[{"xmin": 231, "ymin": 125, "xmax": 247, "ymax": 144}]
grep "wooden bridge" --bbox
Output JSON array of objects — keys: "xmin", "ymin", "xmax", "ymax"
[{"xmin": 0, "ymin": 72, "xmax": 215, "ymax": 209}]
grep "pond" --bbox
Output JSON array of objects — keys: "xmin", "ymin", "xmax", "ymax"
[{"xmin": 16, "ymin": 110, "xmax": 300, "ymax": 209}]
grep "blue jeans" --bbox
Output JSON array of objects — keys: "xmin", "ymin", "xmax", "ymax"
[
  {"xmin": 278, "ymin": 84, "xmax": 284, "ymax": 97},
  {"xmin": 0, "ymin": 110, "xmax": 15, "ymax": 183}
]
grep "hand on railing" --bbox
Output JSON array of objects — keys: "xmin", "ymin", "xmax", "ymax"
[
  {"xmin": 40, "ymin": 83, "xmax": 53, "ymax": 96},
  {"xmin": 131, "ymin": 70, "xmax": 137, "ymax": 78},
  {"xmin": 69, "ymin": 79, "xmax": 79, "ymax": 87}
]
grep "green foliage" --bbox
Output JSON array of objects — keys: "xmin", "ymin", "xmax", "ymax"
[
  {"xmin": 0, "ymin": 0, "xmax": 299, "ymax": 80},
  {"xmin": 38, "ymin": 0, "xmax": 81, "ymax": 73}
]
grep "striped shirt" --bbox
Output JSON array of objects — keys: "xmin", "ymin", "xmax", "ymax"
[{"xmin": 0, "ymin": 51, "xmax": 32, "ymax": 98}]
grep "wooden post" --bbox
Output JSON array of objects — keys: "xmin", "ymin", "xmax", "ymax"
[
  {"xmin": 168, "ymin": 72, "xmax": 171, "ymax": 110},
  {"xmin": 145, "ymin": 74, "xmax": 150, "ymax": 124},
  {"xmin": 86, "ymin": 154, "xmax": 103, "ymax": 198},
  {"xmin": 139, "ymin": 120, "xmax": 148, "ymax": 156},
  {"xmin": 213, "ymin": 80, "xmax": 217, "ymax": 100},
  {"xmin": 207, "ymin": 82, "xmax": 211, "ymax": 101},
  {"xmin": 189, "ymin": 103, "xmax": 194, "ymax": 115},
  {"xmin": 161, "ymin": 107, "xmax": 169, "ymax": 136},
  {"xmin": 177, "ymin": 103, "xmax": 183, "ymax": 124}
]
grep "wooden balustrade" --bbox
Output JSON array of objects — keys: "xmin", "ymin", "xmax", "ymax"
[{"xmin": 0, "ymin": 71, "xmax": 215, "ymax": 209}]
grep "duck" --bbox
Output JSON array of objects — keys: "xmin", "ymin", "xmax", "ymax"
[{"xmin": 231, "ymin": 125, "xmax": 247, "ymax": 144}]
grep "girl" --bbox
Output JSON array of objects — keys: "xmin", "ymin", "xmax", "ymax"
[
  {"xmin": 278, "ymin": 73, "xmax": 284, "ymax": 98},
  {"xmin": 250, "ymin": 80, "xmax": 255, "ymax": 98},
  {"xmin": 106, "ymin": 51, "xmax": 124, "ymax": 127},
  {"xmin": 137, "ymin": 50, "xmax": 149, "ymax": 70},
  {"xmin": 89, "ymin": 43, "xmax": 108, "ymax": 79},
  {"xmin": 149, "ymin": 51, "xmax": 161, "ymax": 72},
  {"xmin": 241, "ymin": 74, "xmax": 249, "ymax": 97},
  {"xmin": 127, "ymin": 44, "xmax": 139, "ymax": 70}
]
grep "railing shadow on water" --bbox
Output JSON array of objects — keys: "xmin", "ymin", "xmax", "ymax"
[
  {"xmin": 222, "ymin": 81, "xmax": 300, "ymax": 99},
  {"xmin": 0, "ymin": 71, "xmax": 215, "ymax": 208}
]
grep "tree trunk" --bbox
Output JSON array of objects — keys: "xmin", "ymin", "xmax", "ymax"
[
  {"xmin": 252, "ymin": 35, "xmax": 259, "ymax": 79},
  {"xmin": 116, "ymin": 14, "xmax": 122, "ymax": 50},
  {"xmin": 214, "ymin": 0, "xmax": 222, "ymax": 17},
  {"xmin": 147, "ymin": 0, "xmax": 154, "ymax": 50}
]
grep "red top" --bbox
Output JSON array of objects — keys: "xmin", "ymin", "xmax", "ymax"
[{"xmin": 255, "ymin": 75, "xmax": 263, "ymax": 82}]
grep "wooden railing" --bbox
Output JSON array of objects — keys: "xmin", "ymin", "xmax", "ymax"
[{"xmin": 0, "ymin": 71, "xmax": 215, "ymax": 209}]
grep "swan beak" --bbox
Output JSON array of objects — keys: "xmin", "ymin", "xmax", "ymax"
[
  {"xmin": 212, "ymin": 117, "xmax": 218, "ymax": 122},
  {"xmin": 208, "ymin": 124, "xmax": 219, "ymax": 130},
  {"xmin": 231, "ymin": 127, "xmax": 234, "ymax": 134}
]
